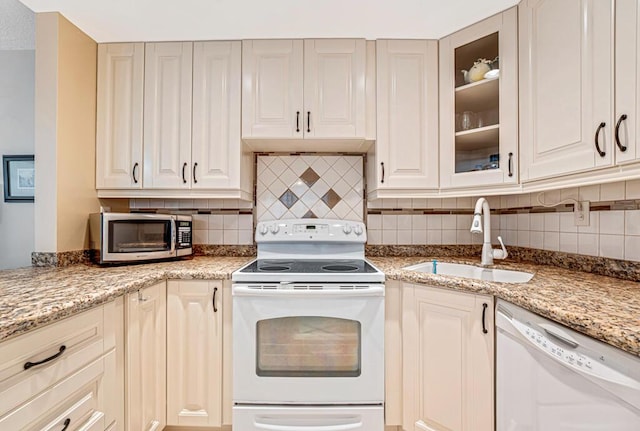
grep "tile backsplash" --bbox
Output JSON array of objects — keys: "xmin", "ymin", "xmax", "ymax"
[
  {"xmin": 366, "ymin": 179, "xmax": 640, "ymax": 263},
  {"xmin": 130, "ymin": 169, "xmax": 640, "ymax": 262},
  {"xmin": 256, "ymin": 155, "xmax": 364, "ymax": 222}
]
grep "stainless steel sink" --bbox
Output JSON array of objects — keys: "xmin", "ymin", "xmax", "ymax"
[{"xmin": 404, "ymin": 261, "xmax": 534, "ymax": 283}]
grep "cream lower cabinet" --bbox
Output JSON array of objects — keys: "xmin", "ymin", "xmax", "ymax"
[
  {"xmin": 367, "ymin": 40, "xmax": 439, "ymax": 199},
  {"xmin": 167, "ymin": 280, "xmax": 223, "ymax": 427},
  {"xmin": 125, "ymin": 282, "xmax": 166, "ymax": 431},
  {"xmin": 0, "ymin": 299, "xmax": 124, "ymax": 431},
  {"xmin": 402, "ymin": 284, "xmax": 494, "ymax": 431}
]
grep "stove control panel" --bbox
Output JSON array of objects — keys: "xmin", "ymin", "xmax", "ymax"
[{"xmin": 255, "ymin": 219, "xmax": 367, "ymax": 243}]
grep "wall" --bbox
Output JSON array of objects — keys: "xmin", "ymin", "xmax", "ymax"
[
  {"xmin": 134, "ymin": 154, "xmax": 640, "ymax": 264},
  {"xmin": 367, "ymin": 179, "xmax": 640, "ymax": 263},
  {"xmin": 34, "ymin": 12, "xmax": 99, "ymax": 253},
  {"xmin": 0, "ymin": 0, "xmax": 35, "ymax": 269}
]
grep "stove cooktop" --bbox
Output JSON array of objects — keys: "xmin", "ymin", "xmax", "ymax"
[
  {"xmin": 240, "ymin": 259, "xmax": 380, "ymax": 274},
  {"xmin": 232, "ymin": 259, "xmax": 385, "ymax": 283}
]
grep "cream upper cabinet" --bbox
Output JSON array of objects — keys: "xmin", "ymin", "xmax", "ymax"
[
  {"xmin": 242, "ymin": 39, "xmax": 366, "ymax": 141},
  {"xmin": 519, "ymin": 0, "xmax": 614, "ymax": 181},
  {"xmin": 96, "ymin": 43, "xmax": 144, "ymax": 189},
  {"xmin": 402, "ymin": 284, "xmax": 494, "ymax": 431},
  {"xmin": 615, "ymin": 0, "xmax": 640, "ymax": 165},
  {"xmin": 439, "ymin": 8, "xmax": 519, "ymax": 190},
  {"xmin": 303, "ymin": 39, "xmax": 366, "ymax": 138},
  {"xmin": 367, "ymin": 40, "xmax": 439, "ymax": 199},
  {"xmin": 167, "ymin": 280, "xmax": 223, "ymax": 427},
  {"xmin": 192, "ymin": 41, "xmax": 252, "ymax": 193},
  {"xmin": 143, "ymin": 42, "xmax": 193, "ymax": 189},
  {"xmin": 126, "ymin": 282, "xmax": 166, "ymax": 431},
  {"xmin": 242, "ymin": 39, "xmax": 304, "ymax": 139}
]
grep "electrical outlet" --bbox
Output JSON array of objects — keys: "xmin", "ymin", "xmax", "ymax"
[{"xmin": 574, "ymin": 201, "xmax": 590, "ymax": 226}]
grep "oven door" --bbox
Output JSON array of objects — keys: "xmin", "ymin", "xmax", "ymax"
[{"xmin": 232, "ymin": 284, "xmax": 385, "ymax": 404}]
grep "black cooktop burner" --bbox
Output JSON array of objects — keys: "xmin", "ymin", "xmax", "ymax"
[
  {"xmin": 321, "ymin": 264, "xmax": 359, "ymax": 272},
  {"xmin": 240, "ymin": 259, "xmax": 379, "ymax": 274}
]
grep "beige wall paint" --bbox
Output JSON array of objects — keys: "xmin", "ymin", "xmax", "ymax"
[
  {"xmin": 34, "ymin": 12, "xmax": 99, "ymax": 253},
  {"xmin": 34, "ymin": 13, "xmax": 58, "ymax": 252}
]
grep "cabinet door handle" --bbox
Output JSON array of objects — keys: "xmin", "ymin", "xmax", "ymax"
[
  {"xmin": 60, "ymin": 418, "xmax": 71, "ymax": 431},
  {"xmin": 213, "ymin": 287, "xmax": 218, "ymax": 313},
  {"xmin": 482, "ymin": 303, "xmax": 488, "ymax": 334},
  {"xmin": 380, "ymin": 162, "xmax": 385, "ymax": 184},
  {"xmin": 594, "ymin": 122, "xmax": 606, "ymax": 157},
  {"xmin": 508, "ymin": 152, "xmax": 513, "ymax": 177},
  {"xmin": 307, "ymin": 111, "xmax": 311, "ymax": 133},
  {"xmin": 132, "ymin": 162, "xmax": 139, "ymax": 184},
  {"xmin": 296, "ymin": 111, "xmax": 300, "ymax": 133},
  {"xmin": 193, "ymin": 162, "xmax": 198, "ymax": 184},
  {"xmin": 615, "ymin": 114, "xmax": 628, "ymax": 152},
  {"xmin": 24, "ymin": 345, "xmax": 66, "ymax": 370},
  {"xmin": 182, "ymin": 162, "xmax": 188, "ymax": 184}
]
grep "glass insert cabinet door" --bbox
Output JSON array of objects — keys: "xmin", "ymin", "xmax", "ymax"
[
  {"xmin": 439, "ymin": 7, "xmax": 518, "ymax": 189},
  {"xmin": 256, "ymin": 316, "xmax": 361, "ymax": 377}
]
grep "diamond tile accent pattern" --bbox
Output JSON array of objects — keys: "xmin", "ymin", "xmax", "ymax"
[{"xmin": 257, "ymin": 155, "xmax": 364, "ymax": 222}]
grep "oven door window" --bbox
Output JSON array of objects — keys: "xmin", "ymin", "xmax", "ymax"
[
  {"xmin": 256, "ymin": 316, "xmax": 361, "ymax": 377},
  {"xmin": 108, "ymin": 220, "xmax": 172, "ymax": 253}
]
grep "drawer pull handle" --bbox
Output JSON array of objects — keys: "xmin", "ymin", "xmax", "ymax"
[
  {"xmin": 24, "ymin": 345, "xmax": 66, "ymax": 370},
  {"xmin": 60, "ymin": 418, "xmax": 71, "ymax": 431}
]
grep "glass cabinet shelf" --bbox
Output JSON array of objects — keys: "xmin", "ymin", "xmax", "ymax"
[
  {"xmin": 455, "ymin": 78, "xmax": 499, "ymax": 113},
  {"xmin": 455, "ymin": 124, "xmax": 500, "ymax": 151}
]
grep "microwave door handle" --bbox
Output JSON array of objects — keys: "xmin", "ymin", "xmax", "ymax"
[{"xmin": 171, "ymin": 218, "xmax": 177, "ymax": 254}]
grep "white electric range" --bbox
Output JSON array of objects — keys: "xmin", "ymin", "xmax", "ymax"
[{"xmin": 232, "ymin": 218, "xmax": 385, "ymax": 431}]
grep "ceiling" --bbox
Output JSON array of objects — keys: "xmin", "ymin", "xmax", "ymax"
[{"xmin": 17, "ymin": 0, "xmax": 519, "ymax": 43}]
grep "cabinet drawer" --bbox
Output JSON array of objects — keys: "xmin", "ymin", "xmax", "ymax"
[
  {"xmin": 0, "ymin": 352, "xmax": 109, "ymax": 430},
  {"xmin": 0, "ymin": 306, "xmax": 105, "ymax": 416}
]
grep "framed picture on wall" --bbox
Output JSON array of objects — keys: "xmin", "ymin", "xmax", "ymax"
[{"xmin": 3, "ymin": 155, "xmax": 35, "ymax": 202}]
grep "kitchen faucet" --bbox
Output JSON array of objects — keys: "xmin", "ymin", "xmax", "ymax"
[{"xmin": 470, "ymin": 197, "xmax": 508, "ymax": 266}]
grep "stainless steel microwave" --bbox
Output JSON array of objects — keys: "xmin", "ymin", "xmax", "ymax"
[{"xmin": 89, "ymin": 212, "xmax": 193, "ymax": 264}]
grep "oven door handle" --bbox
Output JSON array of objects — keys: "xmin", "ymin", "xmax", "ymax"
[
  {"xmin": 254, "ymin": 418, "xmax": 362, "ymax": 431},
  {"xmin": 170, "ymin": 218, "xmax": 177, "ymax": 254},
  {"xmin": 232, "ymin": 285, "xmax": 384, "ymax": 297}
]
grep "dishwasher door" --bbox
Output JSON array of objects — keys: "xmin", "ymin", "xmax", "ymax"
[{"xmin": 496, "ymin": 300, "xmax": 640, "ymax": 431}]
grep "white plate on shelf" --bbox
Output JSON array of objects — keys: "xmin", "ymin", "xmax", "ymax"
[{"xmin": 484, "ymin": 69, "xmax": 499, "ymax": 80}]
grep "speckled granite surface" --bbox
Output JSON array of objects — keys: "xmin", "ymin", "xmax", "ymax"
[
  {"xmin": 372, "ymin": 256, "xmax": 640, "ymax": 357},
  {"xmin": 0, "ymin": 257, "xmax": 251, "ymax": 342},
  {"xmin": 1, "ymin": 254, "xmax": 639, "ymax": 357}
]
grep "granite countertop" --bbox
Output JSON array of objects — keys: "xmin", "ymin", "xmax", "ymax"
[
  {"xmin": 370, "ymin": 256, "xmax": 640, "ymax": 357},
  {"xmin": 1, "ymin": 255, "xmax": 639, "ymax": 358},
  {"xmin": 0, "ymin": 257, "xmax": 252, "ymax": 342}
]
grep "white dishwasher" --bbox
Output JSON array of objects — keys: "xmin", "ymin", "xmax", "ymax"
[{"xmin": 496, "ymin": 300, "xmax": 640, "ymax": 430}]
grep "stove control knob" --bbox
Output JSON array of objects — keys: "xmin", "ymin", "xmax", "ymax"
[
  {"xmin": 343, "ymin": 225, "xmax": 353, "ymax": 235},
  {"xmin": 259, "ymin": 225, "xmax": 269, "ymax": 235},
  {"xmin": 270, "ymin": 224, "xmax": 280, "ymax": 234},
  {"xmin": 354, "ymin": 225, "xmax": 363, "ymax": 236}
]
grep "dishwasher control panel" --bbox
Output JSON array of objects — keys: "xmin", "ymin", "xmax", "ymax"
[{"xmin": 511, "ymin": 318, "xmax": 637, "ymax": 387}]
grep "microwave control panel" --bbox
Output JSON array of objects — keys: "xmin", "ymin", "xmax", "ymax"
[{"xmin": 177, "ymin": 220, "xmax": 192, "ymax": 248}]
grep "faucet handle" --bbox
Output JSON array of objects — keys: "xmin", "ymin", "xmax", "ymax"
[{"xmin": 493, "ymin": 236, "xmax": 508, "ymax": 260}]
